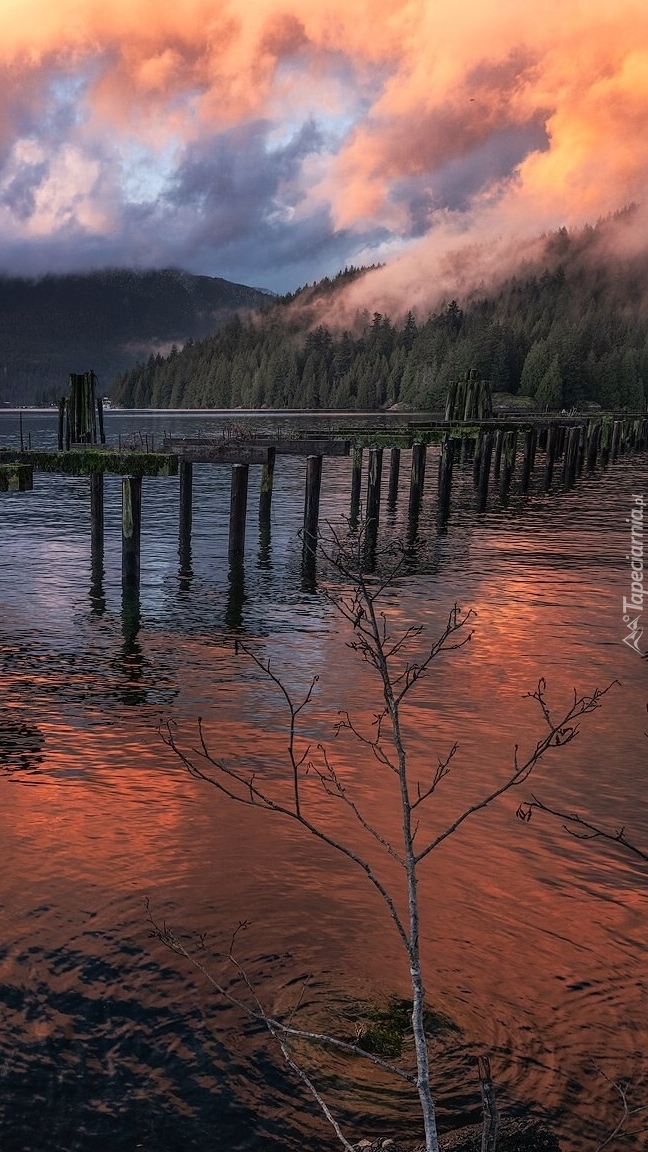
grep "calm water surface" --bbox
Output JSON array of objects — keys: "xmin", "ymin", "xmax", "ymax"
[{"xmin": 0, "ymin": 410, "xmax": 647, "ymax": 1151}]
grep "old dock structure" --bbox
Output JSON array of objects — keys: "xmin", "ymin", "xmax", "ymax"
[{"xmin": 1, "ymin": 401, "xmax": 647, "ymax": 596}]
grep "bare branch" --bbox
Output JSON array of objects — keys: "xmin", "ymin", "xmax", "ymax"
[
  {"xmin": 415, "ymin": 682, "xmax": 615, "ymax": 865},
  {"xmin": 145, "ymin": 900, "xmax": 415, "ymax": 1085},
  {"xmin": 159, "ymin": 719, "xmax": 411, "ymax": 952},
  {"xmin": 588, "ymin": 1062, "xmax": 648, "ymax": 1151},
  {"xmin": 518, "ymin": 796, "xmax": 648, "ymax": 864},
  {"xmin": 412, "ymin": 743, "xmax": 459, "ymax": 810}
]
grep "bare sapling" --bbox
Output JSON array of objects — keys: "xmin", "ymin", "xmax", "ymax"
[{"xmin": 158, "ymin": 524, "xmax": 612, "ymax": 1152}]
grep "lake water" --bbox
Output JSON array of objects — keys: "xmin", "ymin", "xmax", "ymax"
[{"xmin": 0, "ymin": 409, "xmax": 647, "ymax": 1151}]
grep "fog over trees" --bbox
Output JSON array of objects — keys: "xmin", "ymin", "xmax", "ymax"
[{"xmin": 113, "ymin": 225, "xmax": 648, "ymax": 413}]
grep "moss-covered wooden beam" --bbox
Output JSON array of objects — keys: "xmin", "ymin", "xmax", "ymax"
[
  {"xmin": 0, "ymin": 463, "xmax": 33, "ymax": 492},
  {"xmin": 0, "ymin": 449, "xmax": 178, "ymax": 477}
]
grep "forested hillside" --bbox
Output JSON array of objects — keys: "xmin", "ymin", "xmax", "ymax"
[
  {"xmin": 112, "ymin": 227, "xmax": 648, "ymax": 412},
  {"xmin": 0, "ymin": 268, "xmax": 271, "ymax": 406}
]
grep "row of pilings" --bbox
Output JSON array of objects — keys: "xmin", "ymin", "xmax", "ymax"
[
  {"xmin": 167, "ymin": 412, "xmax": 648, "ymax": 584},
  {"xmin": 2, "ymin": 413, "xmax": 646, "ymax": 603}
]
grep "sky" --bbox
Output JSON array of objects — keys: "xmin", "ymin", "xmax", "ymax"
[{"xmin": 1, "ymin": 0, "xmax": 648, "ymax": 298}]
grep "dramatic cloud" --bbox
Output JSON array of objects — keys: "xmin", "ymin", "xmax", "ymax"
[{"xmin": 0, "ymin": 0, "xmax": 647, "ymax": 296}]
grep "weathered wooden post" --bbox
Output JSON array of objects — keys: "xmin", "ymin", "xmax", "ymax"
[
  {"xmin": 562, "ymin": 427, "xmax": 576, "ymax": 488},
  {"xmin": 19, "ymin": 411, "xmax": 24, "ymax": 451},
  {"xmin": 530, "ymin": 427, "xmax": 538, "ymax": 471},
  {"xmin": 586, "ymin": 421, "xmax": 601, "ymax": 471},
  {"xmin": 122, "ymin": 476, "xmax": 142, "ymax": 592},
  {"xmin": 493, "ymin": 429, "xmax": 504, "ymax": 480},
  {"xmin": 57, "ymin": 398, "xmax": 66, "ymax": 450},
  {"xmin": 437, "ymin": 435, "xmax": 455, "ymax": 530},
  {"xmin": 575, "ymin": 424, "xmax": 586, "ymax": 476},
  {"xmin": 90, "ymin": 472, "xmax": 104, "ymax": 559},
  {"xmin": 259, "ymin": 445, "xmax": 276, "ymax": 524},
  {"xmin": 444, "ymin": 382, "xmax": 457, "ymax": 422},
  {"xmin": 96, "ymin": 394, "xmax": 106, "ymax": 445},
  {"xmin": 364, "ymin": 447, "xmax": 383, "ymax": 566},
  {"xmin": 229, "ymin": 463, "xmax": 249, "ymax": 562},
  {"xmin": 571, "ymin": 425, "xmax": 581, "ymax": 482},
  {"xmin": 89, "ymin": 373, "xmax": 98, "ymax": 445},
  {"xmin": 179, "ymin": 459, "xmax": 193, "ymax": 560},
  {"xmin": 520, "ymin": 428, "xmax": 535, "ymax": 494},
  {"xmin": 387, "ymin": 447, "xmax": 401, "ymax": 506},
  {"xmin": 350, "ymin": 445, "xmax": 363, "ymax": 524},
  {"xmin": 543, "ymin": 425, "xmax": 557, "ymax": 490},
  {"xmin": 610, "ymin": 420, "xmax": 622, "ymax": 463},
  {"xmin": 408, "ymin": 443, "xmax": 426, "ymax": 519},
  {"xmin": 366, "ymin": 447, "xmax": 383, "ymax": 529},
  {"xmin": 472, "ymin": 433, "xmax": 484, "ymax": 486},
  {"xmin": 599, "ymin": 420, "xmax": 612, "ymax": 468},
  {"xmin": 303, "ymin": 454, "xmax": 323, "ymax": 558},
  {"xmin": 89, "ymin": 471, "xmax": 104, "ymax": 610},
  {"xmin": 499, "ymin": 430, "xmax": 517, "ymax": 502},
  {"xmin": 476, "ymin": 431, "xmax": 494, "ymax": 512}
]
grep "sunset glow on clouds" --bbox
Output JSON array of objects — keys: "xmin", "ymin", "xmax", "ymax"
[{"xmin": 1, "ymin": 0, "xmax": 647, "ymax": 293}]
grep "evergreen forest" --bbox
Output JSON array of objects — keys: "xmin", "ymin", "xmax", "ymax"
[{"xmin": 112, "ymin": 223, "xmax": 648, "ymax": 413}]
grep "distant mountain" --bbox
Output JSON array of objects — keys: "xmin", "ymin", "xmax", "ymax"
[
  {"xmin": 111, "ymin": 229, "xmax": 648, "ymax": 413},
  {"xmin": 0, "ymin": 268, "xmax": 272, "ymax": 405}
]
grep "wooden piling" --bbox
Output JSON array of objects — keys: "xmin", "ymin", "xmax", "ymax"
[
  {"xmin": 586, "ymin": 422, "xmax": 601, "ymax": 471},
  {"xmin": 543, "ymin": 425, "xmax": 557, "ymax": 490},
  {"xmin": 520, "ymin": 429, "xmax": 535, "ymax": 494},
  {"xmin": 121, "ymin": 476, "xmax": 142, "ymax": 591},
  {"xmin": 610, "ymin": 420, "xmax": 622, "ymax": 462},
  {"xmin": 476, "ymin": 431, "xmax": 494, "ymax": 512},
  {"xmin": 408, "ymin": 443, "xmax": 426, "ymax": 519},
  {"xmin": 562, "ymin": 426, "xmax": 578, "ymax": 488},
  {"xmin": 57, "ymin": 398, "xmax": 66, "ymax": 450},
  {"xmin": 229, "ymin": 463, "xmax": 249, "ymax": 561},
  {"xmin": 259, "ymin": 445, "xmax": 276, "ymax": 524},
  {"xmin": 575, "ymin": 424, "xmax": 586, "ymax": 476},
  {"xmin": 366, "ymin": 447, "xmax": 383, "ymax": 529},
  {"xmin": 599, "ymin": 420, "xmax": 612, "ymax": 468},
  {"xmin": 472, "ymin": 433, "xmax": 484, "ymax": 487},
  {"xmin": 364, "ymin": 447, "xmax": 383, "ymax": 564},
  {"xmin": 90, "ymin": 472, "xmax": 104, "ymax": 558},
  {"xmin": 493, "ymin": 430, "xmax": 504, "ymax": 481},
  {"xmin": 571, "ymin": 426, "xmax": 581, "ymax": 483},
  {"xmin": 96, "ymin": 394, "xmax": 106, "ymax": 445},
  {"xmin": 437, "ymin": 435, "xmax": 455, "ymax": 529},
  {"xmin": 387, "ymin": 447, "xmax": 401, "ymax": 506},
  {"xmin": 179, "ymin": 459, "xmax": 193, "ymax": 557},
  {"xmin": 303, "ymin": 454, "xmax": 323, "ymax": 556},
  {"xmin": 350, "ymin": 445, "xmax": 363, "ymax": 523},
  {"xmin": 499, "ymin": 430, "xmax": 517, "ymax": 502}
]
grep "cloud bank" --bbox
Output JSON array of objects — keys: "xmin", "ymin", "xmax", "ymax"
[{"xmin": 1, "ymin": 0, "xmax": 647, "ymax": 296}]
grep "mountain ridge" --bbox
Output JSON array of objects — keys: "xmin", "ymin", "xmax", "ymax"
[{"xmin": 0, "ymin": 267, "xmax": 272, "ymax": 405}]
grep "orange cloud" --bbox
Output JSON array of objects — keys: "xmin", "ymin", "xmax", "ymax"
[{"xmin": 1, "ymin": 0, "xmax": 648, "ymax": 293}]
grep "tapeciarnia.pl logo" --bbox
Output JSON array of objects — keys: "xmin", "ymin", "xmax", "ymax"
[{"xmin": 622, "ymin": 493, "xmax": 645, "ymax": 656}]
